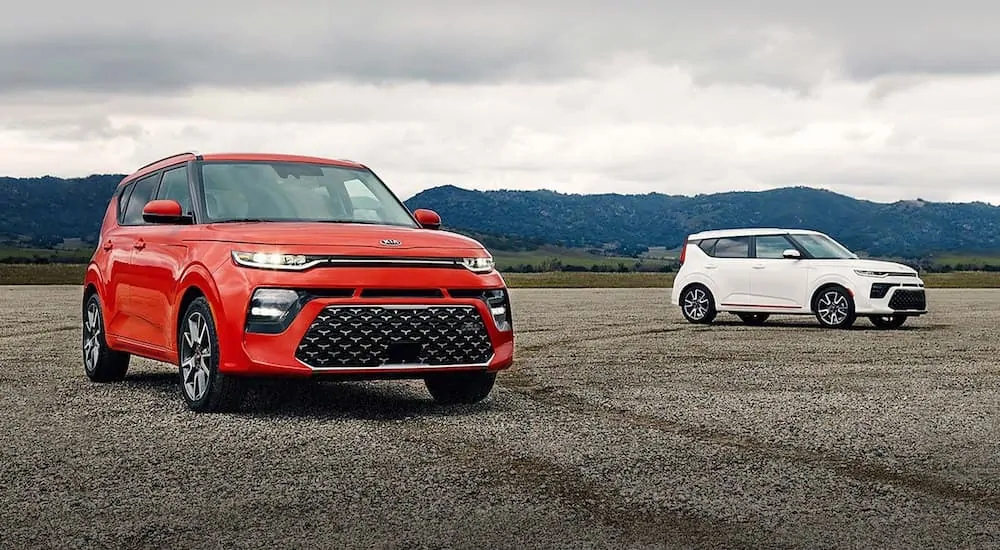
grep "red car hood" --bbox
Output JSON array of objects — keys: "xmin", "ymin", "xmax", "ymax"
[{"xmin": 191, "ymin": 222, "xmax": 487, "ymax": 254}]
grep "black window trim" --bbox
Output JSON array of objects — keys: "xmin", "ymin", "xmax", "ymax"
[
  {"xmin": 692, "ymin": 233, "xmax": 815, "ymax": 260},
  {"xmin": 155, "ymin": 163, "xmax": 197, "ymax": 220},
  {"xmin": 117, "ymin": 182, "xmax": 136, "ymax": 224},
  {"xmin": 750, "ymin": 233, "xmax": 804, "ymax": 259},
  {"xmin": 120, "ymin": 171, "xmax": 165, "ymax": 227},
  {"xmin": 701, "ymin": 235, "xmax": 751, "ymax": 259},
  {"xmin": 118, "ymin": 160, "xmax": 196, "ymax": 226}
]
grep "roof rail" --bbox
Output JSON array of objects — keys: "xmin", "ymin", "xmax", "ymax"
[{"xmin": 133, "ymin": 150, "xmax": 202, "ymax": 173}]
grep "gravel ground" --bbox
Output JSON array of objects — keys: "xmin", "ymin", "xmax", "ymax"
[{"xmin": 1, "ymin": 285, "xmax": 999, "ymax": 549}]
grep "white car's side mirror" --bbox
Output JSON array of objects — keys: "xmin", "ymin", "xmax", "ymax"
[{"xmin": 782, "ymin": 249, "xmax": 801, "ymax": 259}]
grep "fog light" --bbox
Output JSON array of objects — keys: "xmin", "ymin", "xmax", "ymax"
[
  {"xmin": 484, "ymin": 289, "xmax": 511, "ymax": 331},
  {"xmin": 246, "ymin": 288, "xmax": 305, "ymax": 334}
]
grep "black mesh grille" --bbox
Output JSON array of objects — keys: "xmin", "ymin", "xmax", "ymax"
[
  {"xmin": 295, "ymin": 305, "xmax": 494, "ymax": 368},
  {"xmin": 888, "ymin": 289, "xmax": 926, "ymax": 311}
]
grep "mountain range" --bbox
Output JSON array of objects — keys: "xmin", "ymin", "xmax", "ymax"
[{"xmin": 2, "ymin": 173, "xmax": 1000, "ymax": 258}]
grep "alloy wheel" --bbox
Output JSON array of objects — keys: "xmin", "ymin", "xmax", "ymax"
[
  {"xmin": 817, "ymin": 291, "xmax": 850, "ymax": 326},
  {"xmin": 180, "ymin": 312, "xmax": 212, "ymax": 402},
  {"xmin": 83, "ymin": 301, "xmax": 102, "ymax": 374},
  {"xmin": 683, "ymin": 288, "xmax": 710, "ymax": 320}
]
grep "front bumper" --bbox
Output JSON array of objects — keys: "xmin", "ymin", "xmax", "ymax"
[
  {"xmin": 855, "ymin": 279, "xmax": 928, "ymax": 315},
  {"xmin": 210, "ymin": 264, "xmax": 514, "ymax": 378}
]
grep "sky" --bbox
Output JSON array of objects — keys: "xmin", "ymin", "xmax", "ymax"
[{"xmin": 1, "ymin": 0, "xmax": 999, "ymax": 203}]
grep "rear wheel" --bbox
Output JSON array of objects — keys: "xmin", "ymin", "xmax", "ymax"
[
  {"xmin": 870, "ymin": 315, "xmax": 907, "ymax": 329},
  {"xmin": 813, "ymin": 286, "xmax": 856, "ymax": 329},
  {"xmin": 425, "ymin": 371, "xmax": 497, "ymax": 404},
  {"xmin": 737, "ymin": 313, "xmax": 770, "ymax": 326},
  {"xmin": 680, "ymin": 285, "xmax": 717, "ymax": 324},
  {"xmin": 178, "ymin": 297, "xmax": 247, "ymax": 413},
  {"xmin": 82, "ymin": 293, "xmax": 130, "ymax": 382}
]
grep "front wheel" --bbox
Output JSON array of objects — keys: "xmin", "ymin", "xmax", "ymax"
[
  {"xmin": 425, "ymin": 371, "xmax": 497, "ymax": 405},
  {"xmin": 870, "ymin": 315, "xmax": 907, "ymax": 329},
  {"xmin": 813, "ymin": 286, "xmax": 856, "ymax": 329},
  {"xmin": 680, "ymin": 285, "xmax": 717, "ymax": 324},
  {"xmin": 178, "ymin": 297, "xmax": 247, "ymax": 413}
]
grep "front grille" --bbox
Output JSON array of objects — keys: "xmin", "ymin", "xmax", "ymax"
[
  {"xmin": 888, "ymin": 289, "xmax": 926, "ymax": 311},
  {"xmin": 295, "ymin": 305, "xmax": 494, "ymax": 368}
]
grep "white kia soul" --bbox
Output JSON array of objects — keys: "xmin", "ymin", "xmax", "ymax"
[{"xmin": 670, "ymin": 228, "xmax": 928, "ymax": 329}]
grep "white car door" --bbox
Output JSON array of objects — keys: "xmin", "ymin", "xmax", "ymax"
[
  {"xmin": 748, "ymin": 234, "xmax": 811, "ymax": 309},
  {"xmin": 703, "ymin": 236, "xmax": 752, "ymax": 307}
]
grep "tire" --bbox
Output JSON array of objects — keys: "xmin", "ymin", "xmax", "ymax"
[
  {"xmin": 813, "ymin": 286, "xmax": 856, "ymax": 329},
  {"xmin": 869, "ymin": 315, "xmax": 907, "ymax": 329},
  {"xmin": 425, "ymin": 371, "xmax": 497, "ymax": 405},
  {"xmin": 737, "ymin": 313, "xmax": 770, "ymax": 326},
  {"xmin": 680, "ymin": 284, "xmax": 717, "ymax": 324},
  {"xmin": 177, "ymin": 297, "xmax": 247, "ymax": 413},
  {"xmin": 82, "ymin": 293, "xmax": 130, "ymax": 382}
]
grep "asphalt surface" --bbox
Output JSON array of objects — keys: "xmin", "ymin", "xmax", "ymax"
[{"xmin": 1, "ymin": 286, "xmax": 999, "ymax": 549}]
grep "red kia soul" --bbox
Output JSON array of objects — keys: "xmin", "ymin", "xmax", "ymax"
[{"xmin": 82, "ymin": 151, "xmax": 514, "ymax": 412}]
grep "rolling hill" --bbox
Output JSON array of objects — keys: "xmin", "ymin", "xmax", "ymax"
[{"xmin": 3, "ymin": 173, "xmax": 1000, "ymax": 259}]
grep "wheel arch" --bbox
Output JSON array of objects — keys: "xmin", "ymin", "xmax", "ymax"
[
  {"xmin": 678, "ymin": 275, "xmax": 717, "ymax": 300},
  {"xmin": 810, "ymin": 282, "xmax": 854, "ymax": 312},
  {"xmin": 172, "ymin": 264, "xmax": 227, "ymax": 349},
  {"xmin": 83, "ymin": 264, "xmax": 105, "ymax": 305}
]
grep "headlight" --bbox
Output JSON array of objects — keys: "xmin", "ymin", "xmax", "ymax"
[
  {"xmin": 462, "ymin": 256, "xmax": 495, "ymax": 273},
  {"xmin": 232, "ymin": 251, "xmax": 318, "ymax": 270},
  {"xmin": 245, "ymin": 288, "xmax": 307, "ymax": 334},
  {"xmin": 854, "ymin": 270, "xmax": 889, "ymax": 278},
  {"xmin": 484, "ymin": 289, "xmax": 512, "ymax": 331}
]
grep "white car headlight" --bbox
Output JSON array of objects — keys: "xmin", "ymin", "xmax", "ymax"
[
  {"xmin": 462, "ymin": 256, "xmax": 495, "ymax": 273},
  {"xmin": 232, "ymin": 251, "xmax": 317, "ymax": 270},
  {"xmin": 854, "ymin": 269, "xmax": 889, "ymax": 278}
]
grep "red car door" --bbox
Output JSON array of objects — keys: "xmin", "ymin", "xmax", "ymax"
[
  {"xmin": 114, "ymin": 171, "xmax": 163, "ymax": 345},
  {"xmin": 127, "ymin": 164, "xmax": 194, "ymax": 352}
]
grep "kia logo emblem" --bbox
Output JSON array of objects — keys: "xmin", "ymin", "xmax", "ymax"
[{"xmin": 380, "ymin": 239, "xmax": 402, "ymax": 247}]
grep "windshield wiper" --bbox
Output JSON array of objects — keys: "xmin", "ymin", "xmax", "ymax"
[
  {"xmin": 211, "ymin": 218, "xmax": 276, "ymax": 224},
  {"xmin": 313, "ymin": 219, "xmax": 384, "ymax": 225}
]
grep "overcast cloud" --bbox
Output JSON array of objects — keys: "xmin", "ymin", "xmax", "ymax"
[{"xmin": 2, "ymin": 0, "xmax": 999, "ymax": 203}]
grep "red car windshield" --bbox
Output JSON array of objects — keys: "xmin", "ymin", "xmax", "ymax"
[{"xmin": 198, "ymin": 161, "xmax": 418, "ymax": 227}]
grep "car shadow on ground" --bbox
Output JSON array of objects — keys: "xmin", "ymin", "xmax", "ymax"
[
  {"xmin": 121, "ymin": 371, "xmax": 496, "ymax": 420},
  {"xmin": 707, "ymin": 318, "xmax": 944, "ymax": 331}
]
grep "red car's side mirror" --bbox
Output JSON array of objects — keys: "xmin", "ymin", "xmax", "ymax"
[
  {"xmin": 413, "ymin": 208, "xmax": 441, "ymax": 230},
  {"xmin": 142, "ymin": 199, "xmax": 191, "ymax": 224}
]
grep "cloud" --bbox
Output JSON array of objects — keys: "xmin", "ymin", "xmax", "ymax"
[
  {"xmin": 2, "ymin": 0, "xmax": 1000, "ymax": 206},
  {"xmin": 4, "ymin": 0, "xmax": 1000, "ymax": 94}
]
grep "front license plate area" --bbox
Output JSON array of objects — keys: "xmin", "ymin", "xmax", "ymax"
[{"xmin": 386, "ymin": 342, "xmax": 423, "ymax": 364}]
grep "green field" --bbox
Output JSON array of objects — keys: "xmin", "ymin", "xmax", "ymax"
[
  {"xmin": 4, "ymin": 263, "xmax": 1000, "ymax": 288},
  {"xmin": 0, "ymin": 246, "xmax": 92, "ymax": 261},
  {"xmin": 491, "ymin": 247, "xmax": 669, "ymax": 270}
]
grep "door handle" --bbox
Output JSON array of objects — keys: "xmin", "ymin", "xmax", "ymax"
[
  {"xmin": 102, "ymin": 240, "xmax": 113, "ymax": 251},
  {"xmin": 752, "ymin": 264, "xmax": 766, "ymax": 269},
  {"xmin": 133, "ymin": 239, "xmax": 146, "ymax": 250},
  {"xmin": 704, "ymin": 264, "xmax": 718, "ymax": 270}
]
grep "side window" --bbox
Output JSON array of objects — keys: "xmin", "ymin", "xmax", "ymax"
[
  {"xmin": 713, "ymin": 236, "xmax": 749, "ymax": 258},
  {"xmin": 117, "ymin": 183, "xmax": 135, "ymax": 221},
  {"xmin": 698, "ymin": 239, "xmax": 718, "ymax": 256},
  {"xmin": 155, "ymin": 166, "xmax": 193, "ymax": 215},
  {"xmin": 121, "ymin": 173, "xmax": 161, "ymax": 226},
  {"xmin": 755, "ymin": 235, "xmax": 795, "ymax": 259}
]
